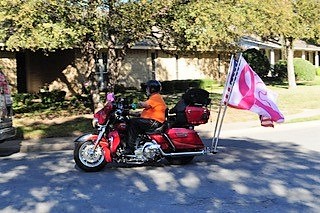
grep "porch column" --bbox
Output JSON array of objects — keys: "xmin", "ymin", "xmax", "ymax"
[
  {"xmin": 175, "ymin": 55, "xmax": 179, "ymax": 79},
  {"xmin": 301, "ymin": 50, "xmax": 306, "ymax": 60},
  {"xmin": 315, "ymin": 51, "xmax": 319, "ymax": 67},
  {"xmin": 270, "ymin": 49, "xmax": 275, "ymax": 69}
]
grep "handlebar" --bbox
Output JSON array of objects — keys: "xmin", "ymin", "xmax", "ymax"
[{"xmin": 112, "ymin": 98, "xmax": 136, "ymax": 111}]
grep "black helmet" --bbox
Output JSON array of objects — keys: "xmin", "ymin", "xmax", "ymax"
[{"xmin": 146, "ymin": 80, "xmax": 162, "ymax": 94}]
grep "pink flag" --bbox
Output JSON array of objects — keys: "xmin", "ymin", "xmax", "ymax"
[{"xmin": 224, "ymin": 55, "xmax": 285, "ymax": 127}]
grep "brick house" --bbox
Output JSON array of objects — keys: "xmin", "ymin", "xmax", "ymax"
[{"xmin": 0, "ymin": 37, "xmax": 319, "ymax": 96}]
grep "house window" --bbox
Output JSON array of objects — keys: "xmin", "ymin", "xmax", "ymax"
[{"xmin": 151, "ymin": 52, "xmax": 157, "ymax": 79}]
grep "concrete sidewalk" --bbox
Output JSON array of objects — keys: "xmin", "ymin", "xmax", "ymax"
[
  {"xmin": 1, "ymin": 108, "xmax": 320, "ymax": 155},
  {"xmin": 198, "ymin": 108, "xmax": 320, "ymax": 137},
  {"xmin": 0, "ymin": 136, "xmax": 76, "ymax": 156}
]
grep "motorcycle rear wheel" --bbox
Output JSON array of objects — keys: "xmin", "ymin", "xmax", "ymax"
[
  {"xmin": 74, "ymin": 140, "xmax": 107, "ymax": 172},
  {"xmin": 165, "ymin": 156, "xmax": 194, "ymax": 165}
]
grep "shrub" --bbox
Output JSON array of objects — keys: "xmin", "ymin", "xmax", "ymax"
[
  {"xmin": 243, "ymin": 48, "xmax": 271, "ymax": 79},
  {"xmin": 13, "ymin": 93, "xmax": 38, "ymax": 106},
  {"xmin": 159, "ymin": 81, "xmax": 173, "ymax": 94},
  {"xmin": 161, "ymin": 79, "xmax": 215, "ymax": 94},
  {"xmin": 199, "ymin": 79, "xmax": 217, "ymax": 91},
  {"xmin": 39, "ymin": 90, "xmax": 66, "ymax": 104},
  {"xmin": 114, "ymin": 84, "xmax": 127, "ymax": 93},
  {"xmin": 13, "ymin": 90, "xmax": 68, "ymax": 114},
  {"xmin": 293, "ymin": 58, "xmax": 316, "ymax": 81},
  {"xmin": 316, "ymin": 67, "xmax": 320, "ymax": 76},
  {"xmin": 273, "ymin": 60, "xmax": 288, "ymax": 81}
]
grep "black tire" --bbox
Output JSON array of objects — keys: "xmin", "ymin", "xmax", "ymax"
[
  {"xmin": 74, "ymin": 140, "xmax": 107, "ymax": 172},
  {"xmin": 165, "ymin": 156, "xmax": 194, "ymax": 165}
]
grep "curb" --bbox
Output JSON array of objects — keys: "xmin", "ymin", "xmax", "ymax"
[
  {"xmin": 1, "ymin": 109, "xmax": 320, "ymax": 155},
  {"xmin": 0, "ymin": 137, "xmax": 75, "ymax": 156},
  {"xmin": 20, "ymin": 138, "xmax": 75, "ymax": 153}
]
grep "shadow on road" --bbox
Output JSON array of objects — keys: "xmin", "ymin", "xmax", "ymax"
[{"xmin": 0, "ymin": 137, "xmax": 319, "ymax": 212}]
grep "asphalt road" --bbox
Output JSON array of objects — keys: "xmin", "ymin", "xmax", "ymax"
[{"xmin": 0, "ymin": 121, "xmax": 320, "ymax": 213}]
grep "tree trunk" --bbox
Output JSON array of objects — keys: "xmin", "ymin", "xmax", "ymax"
[
  {"xmin": 106, "ymin": 41, "xmax": 118, "ymax": 92},
  {"xmin": 106, "ymin": 34, "xmax": 127, "ymax": 93},
  {"xmin": 105, "ymin": 1, "xmax": 125, "ymax": 93},
  {"xmin": 286, "ymin": 37, "xmax": 297, "ymax": 89},
  {"xmin": 79, "ymin": 40, "xmax": 102, "ymax": 112}
]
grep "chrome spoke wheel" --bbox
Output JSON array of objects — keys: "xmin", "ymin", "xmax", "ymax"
[
  {"xmin": 74, "ymin": 141, "xmax": 107, "ymax": 172},
  {"xmin": 79, "ymin": 142, "xmax": 104, "ymax": 167}
]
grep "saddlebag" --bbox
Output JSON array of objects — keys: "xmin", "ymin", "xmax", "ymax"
[
  {"xmin": 166, "ymin": 128, "xmax": 204, "ymax": 150},
  {"xmin": 185, "ymin": 106, "xmax": 210, "ymax": 125}
]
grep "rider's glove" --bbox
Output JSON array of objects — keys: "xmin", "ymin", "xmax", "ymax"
[{"xmin": 131, "ymin": 103, "xmax": 137, "ymax": 110}]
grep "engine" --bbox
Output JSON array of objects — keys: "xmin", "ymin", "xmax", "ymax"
[{"xmin": 135, "ymin": 142, "xmax": 161, "ymax": 161}]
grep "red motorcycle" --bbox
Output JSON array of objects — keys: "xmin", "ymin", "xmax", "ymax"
[{"xmin": 74, "ymin": 89, "xmax": 211, "ymax": 172}]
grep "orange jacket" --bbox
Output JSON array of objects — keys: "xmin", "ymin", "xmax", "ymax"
[{"xmin": 140, "ymin": 93, "xmax": 167, "ymax": 123}]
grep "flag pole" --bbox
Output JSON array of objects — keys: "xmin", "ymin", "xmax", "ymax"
[
  {"xmin": 211, "ymin": 101, "xmax": 228, "ymax": 153},
  {"xmin": 211, "ymin": 54, "xmax": 234, "ymax": 153},
  {"xmin": 211, "ymin": 53, "xmax": 242, "ymax": 153}
]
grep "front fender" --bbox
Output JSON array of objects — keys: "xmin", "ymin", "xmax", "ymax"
[
  {"xmin": 74, "ymin": 133, "xmax": 95, "ymax": 143},
  {"xmin": 74, "ymin": 133, "xmax": 112, "ymax": 163},
  {"xmin": 108, "ymin": 130, "xmax": 121, "ymax": 153}
]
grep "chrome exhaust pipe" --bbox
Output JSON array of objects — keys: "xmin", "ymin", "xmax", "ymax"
[{"xmin": 159, "ymin": 147, "xmax": 210, "ymax": 157}]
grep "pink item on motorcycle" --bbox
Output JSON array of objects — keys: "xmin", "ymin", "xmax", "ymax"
[{"xmin": 107, "ymin": 93, "xmax": 115, "ymax": 102}]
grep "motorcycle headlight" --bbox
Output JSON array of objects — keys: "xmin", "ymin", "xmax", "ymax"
[{"xmin": 92, "ymin": 118, "xmax": 98, "ymax": 128}]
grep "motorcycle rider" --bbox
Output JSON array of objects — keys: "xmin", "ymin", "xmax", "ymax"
[{"xmin": 124, "ymin": 80, "xmax": 167, "ymax": 154}]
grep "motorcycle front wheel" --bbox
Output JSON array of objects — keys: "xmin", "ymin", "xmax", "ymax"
[{"xmin": 74, "ymin": 140, "xmax": 107, "ymax": 172}]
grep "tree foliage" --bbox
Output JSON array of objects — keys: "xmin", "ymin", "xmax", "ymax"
[
  {"xmin": 1, "ymin": 0, "xmax": 320, "ymax": 99},
  {"xmin": 0, "ymin": 0, "xmax": 170, "ymax": 110},
  {"xmin": 240, "ymin": 0, "xmax": 320, "ymax": 88},
  {"xmin": 0, "ymin": 0, "xmax": 85, "ymax": 50},
  {"xmin": 155, "ymin": 0, "xmax": 320, "ymax": 87},
  {"xmin": 153, "ymin": 0, "xmax": 249, "ymax": 53}
]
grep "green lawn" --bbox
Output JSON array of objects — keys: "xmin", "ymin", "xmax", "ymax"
[
  {"xmin": 210, "ymin": 82, "xmax": 320, "ymax": 124},
  {"xmin": 13, "ymin": 77, "xmax": 320, "ymax": 139}
]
